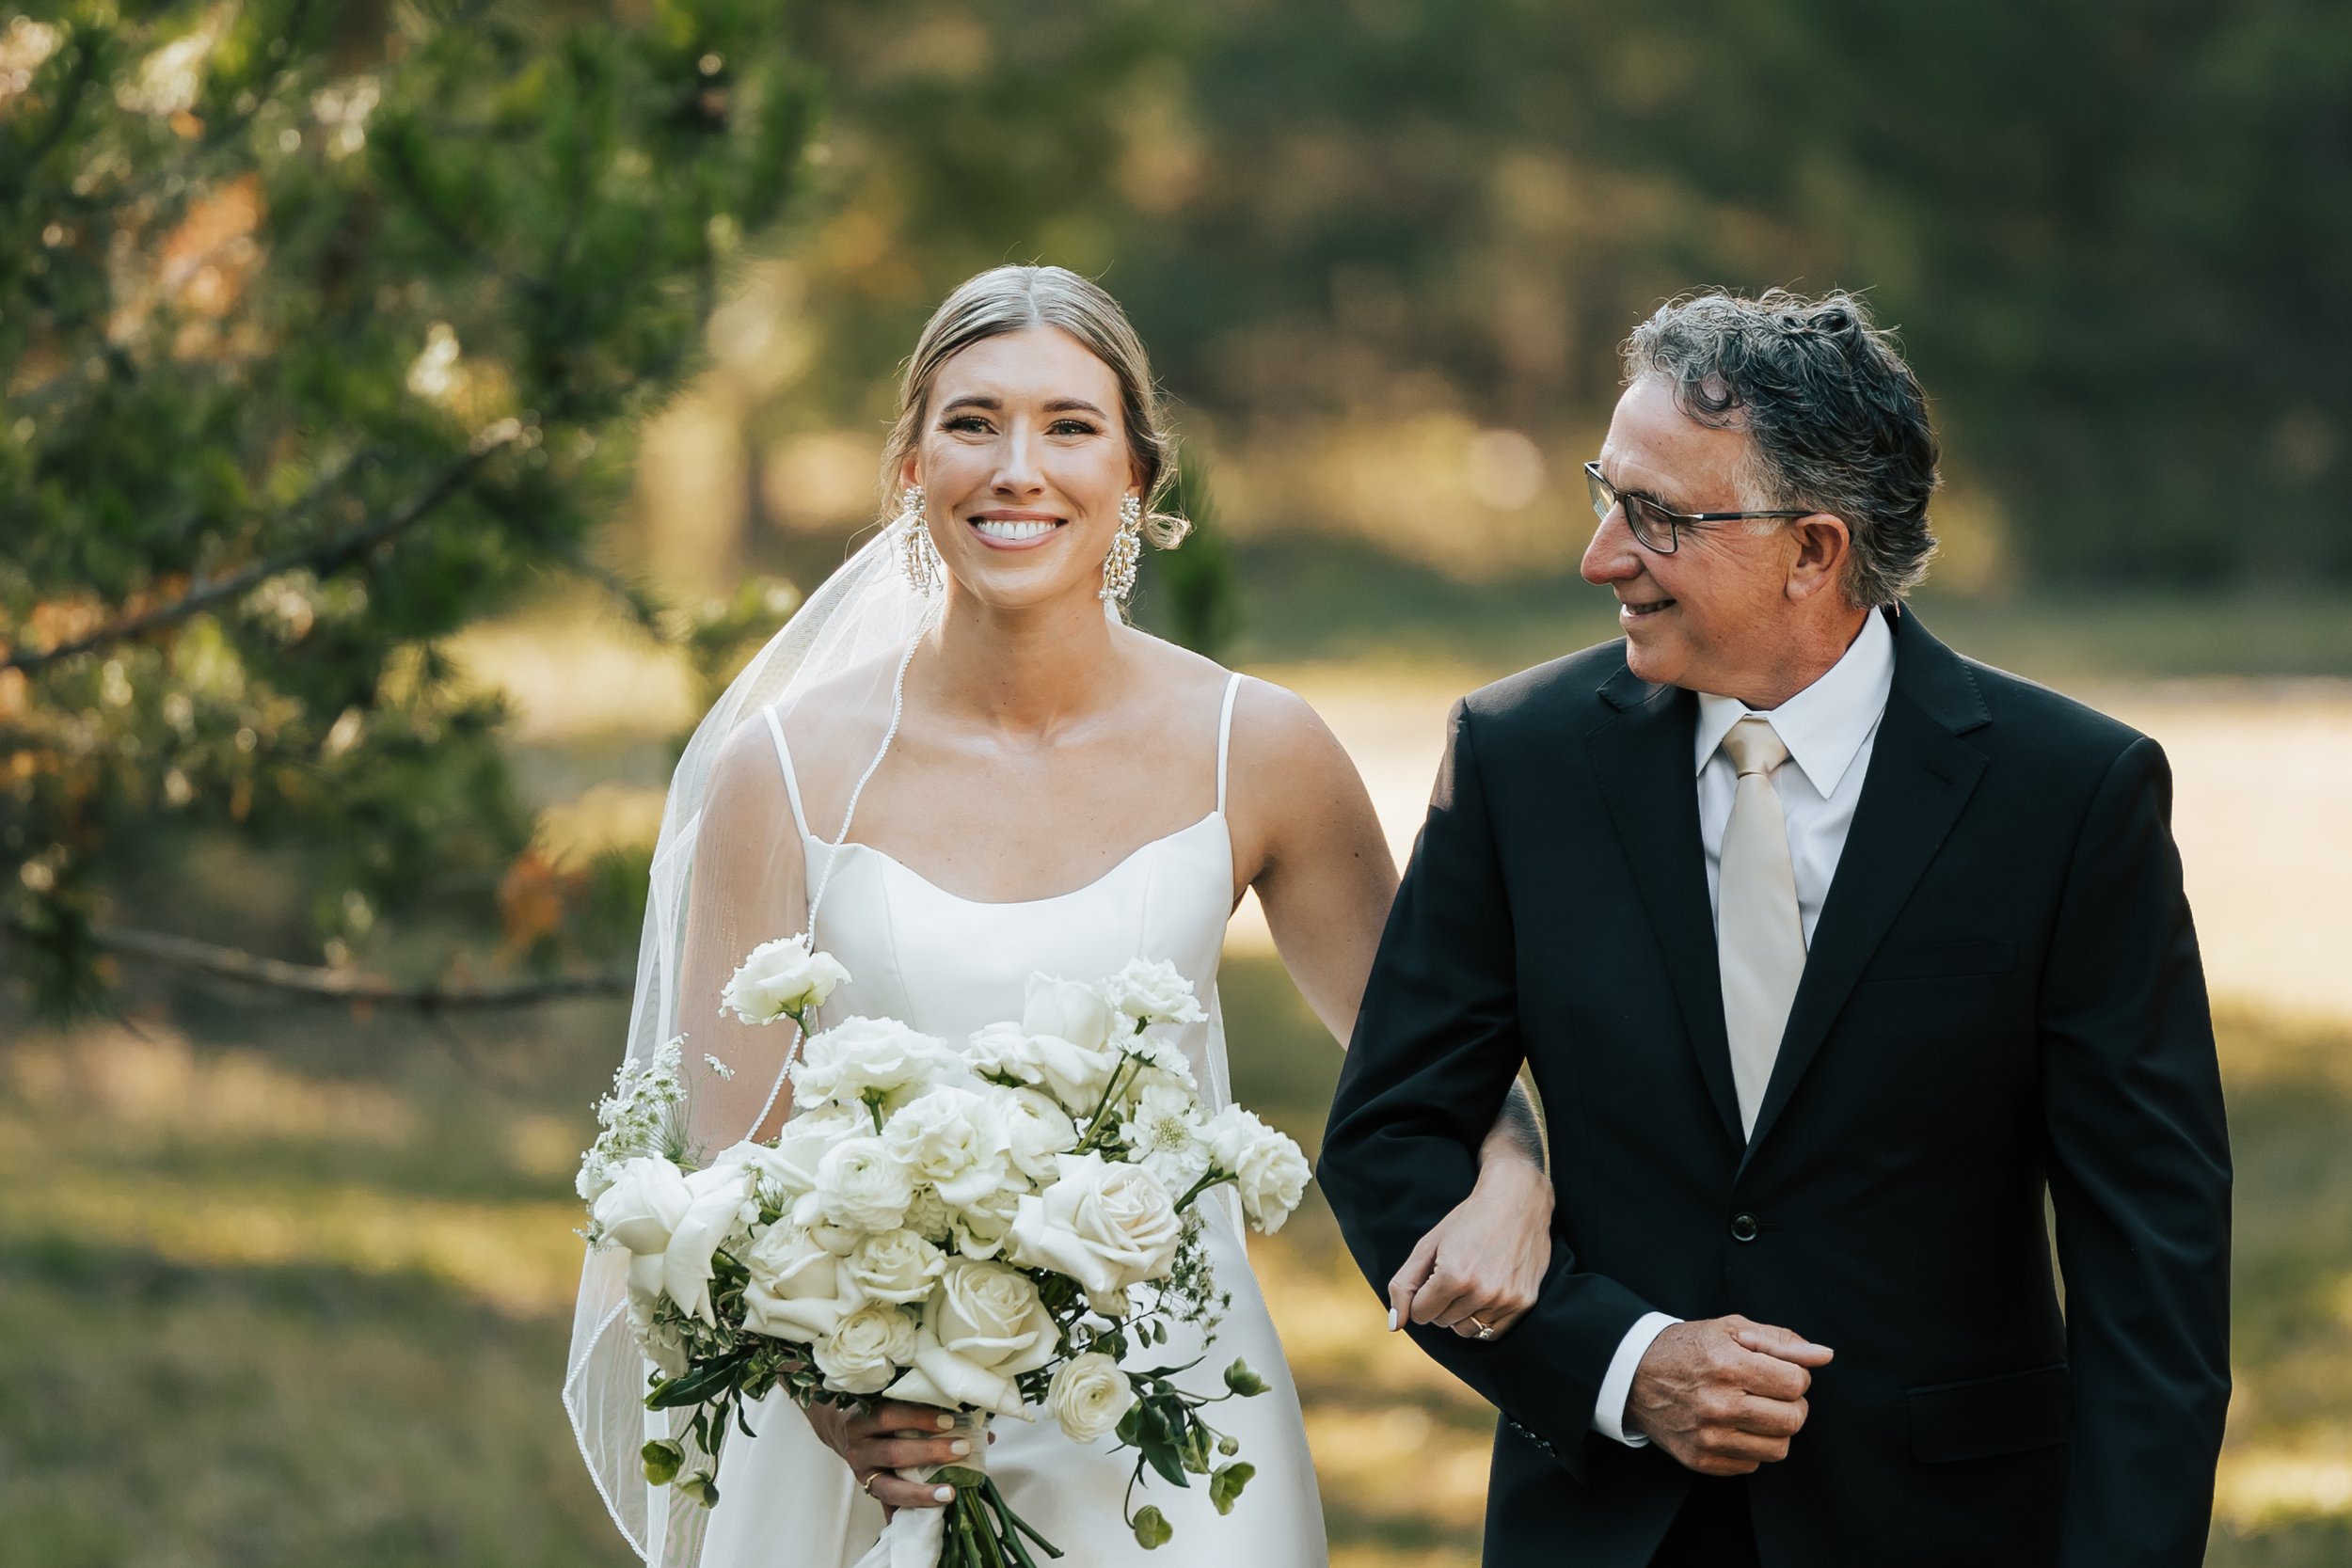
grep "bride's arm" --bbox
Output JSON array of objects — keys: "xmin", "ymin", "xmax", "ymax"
[{"xmin": 1231, "ymin": 679, "xmax": 1553, "ymax": 1341}]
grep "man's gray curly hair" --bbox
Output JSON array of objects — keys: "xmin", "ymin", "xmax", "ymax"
[{"xmin": 1623, "ymin": 289, "xmax": 1940, "ymax": 607}]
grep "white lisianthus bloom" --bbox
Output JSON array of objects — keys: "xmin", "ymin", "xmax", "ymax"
[
  {"xmin": 720, "ymin": 933, "xmax": 850, "ymax": 1024},
  {"xmin": 747, "ymin": 1105, "xmax": 866, "ymax": 1210},
  {"xmin": 1048, "ymin": 1352, "xmax": 1138, "ymax": 1444},
  {"xmin": 845, "ymin": 1227, "xmax": 947, "ymax": 1306},
  {"xmin": 593, "ymin": 1156, "xmax": 693, "ymax": 1256},
  {"xmin": 1022, "ymin": 974, "xmax": 1116, "ymax": 1051},
  {"xmin": 813, "ymin": 1302, "xmax": 920, "ymax": 1396},
  {"xmin": 883, "ymin": 1259, "xmax": 1058, "ymax": 1417},
  {"xmin": 1115, "ymin": 1035, "xmax": 1199, "ymax": 1101},
  {"xmin": 740, "ymin": 1224, "xmax": 859, "ymax": 1343},
  {"xmin": 661, "ymin": 1163, "xmax": 755, "ymax": 1324},
  {"xmin": 882, "ymin": 1087, "xmax": 1015, "ymax": 1209},
  {"xmin": 965, "ymin": 1021, "xmax": 1117, "ymax": 1117},
  {"xmin": 811, "ymin": 1135, "xmax": 915, "ymax": 1232},
  {"xmin": 950, "ymin": 1182, "xmax": 1025, "ymax": 1261},
  {"xmin": 1100, "ymin": 958, "xmax": 1207, "ymax": 1030},
  {"xmin": 624, "ymin": 1256, "xmax": 692, "ymax": 1378},
  {"xmin": 1200, "ymin": 1104, "xmax": 1313, "ymax": 1234},
  {"xmin": 1120, "ymin": 1083, "xmax": 1212, "ymax": 1192},
  {"xmin": 791, "ymin": 1016, "xmax": 950, "ymax": 1114},
  {"xmin": 1009, "ymin": 1151, "xmax": 1184, "ymax": 1296},
  {"xmin": 1001, "ymin": 1087, "xmax": 1080, "ymax": 1184}
]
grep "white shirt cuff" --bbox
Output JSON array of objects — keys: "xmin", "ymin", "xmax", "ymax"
[{"xmin": 1592, "ymin": 1311, "xmax": 1679, "ymax": 1447}]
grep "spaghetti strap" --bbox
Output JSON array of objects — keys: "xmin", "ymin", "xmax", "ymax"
[
  {"xmin": 1215, "ymin": 673, "xmax": 1242, "ymax": 816},
  {"xmin": 758, "ymin": 705, "xmax": 813, "ymax": 840}
]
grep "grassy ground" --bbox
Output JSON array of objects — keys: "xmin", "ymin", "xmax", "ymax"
[{"xmin": 3, "ymin": 970, "xmax": 2349, "ymax": 1566}]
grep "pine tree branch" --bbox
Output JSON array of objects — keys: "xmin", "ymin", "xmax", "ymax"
[
  {"xmin": 86, "ymin": 924, "xmax": 631, "ymax": 1011},
  {"xmin": 1, "ymin": 425, "xmax": 519, "ymax": 674}
]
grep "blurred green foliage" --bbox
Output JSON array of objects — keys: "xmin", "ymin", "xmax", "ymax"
[
  {"xmin": 751, "ymin": 0, "xmax": 2347, "ymax": 586},
  {"xmin": 1, "ymin": 0, "xmax": 814, "ymax": 1008}
]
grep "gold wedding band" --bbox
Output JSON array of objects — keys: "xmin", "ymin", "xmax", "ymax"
[
  {"xmin": 861, "ymin": 1471, "xmax": 882, "ymax": 1498},
  {"xmin": 1468, "ymin": 1315, "xmax": 1498, "ymax": 1340}
]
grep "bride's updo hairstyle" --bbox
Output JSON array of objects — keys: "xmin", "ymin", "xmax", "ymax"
[{"xmin": 882, "ymin": 264, "xmax": 1192, "ymax": 551}]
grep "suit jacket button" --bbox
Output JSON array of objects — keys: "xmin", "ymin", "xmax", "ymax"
[{"xmin": 1729, "ymin": 1212, "xmax": 1760, "ymax": 1243}]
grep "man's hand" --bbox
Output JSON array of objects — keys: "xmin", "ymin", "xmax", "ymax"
[
  {"xmin": 1627, "ymin": 1316, "xmax": 1834, "ymax": 1475},
  {"xmin": 1388, "ymin": 1154, "xmax": 1554, "ymax": 1340}
]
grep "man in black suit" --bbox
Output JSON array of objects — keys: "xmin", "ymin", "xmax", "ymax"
[{"xmin": 1319, "ymin": 290, "xmax": 2231, "ymax": 1567}]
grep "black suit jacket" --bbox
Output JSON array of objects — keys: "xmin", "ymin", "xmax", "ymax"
[{"xmin": 1319, "ymin": 611, "xmax": 2231, "ymax": 1568}]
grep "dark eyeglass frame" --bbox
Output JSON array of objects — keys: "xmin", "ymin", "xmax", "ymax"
[{"xmin": 1582, "ymin": 461, "xmax": 1812, "ymax": 555}]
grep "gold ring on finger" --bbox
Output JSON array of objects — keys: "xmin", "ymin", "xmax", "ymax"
[
  {"xmin": 861, "ymin": 1470, "xmax": 883, "ymax": 1498},
  {"xmin": 1468, "ymin": 1314, "xmax": 1498, "ymax": 1340}
]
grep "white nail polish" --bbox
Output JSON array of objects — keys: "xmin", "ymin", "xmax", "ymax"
[
  {"xmin": 933, "ymin": 1486, "xmax": 955, "ymax": 1503},
  {"xmin": 936, "ymin": 1414, "xmax": 954, "ymax": 1430},
  {"xmin": 949, "ymin": 1439, "xmax": 970, "ymax": 1456},
  {"xmin": 1387, "ymin": 1307, "xmax": 1399, "ymax": 1332}
]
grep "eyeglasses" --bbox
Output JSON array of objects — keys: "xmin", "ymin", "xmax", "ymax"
[{"xmin": 1582, "ymin": 462, "xmax": 1811, "ymax": 555}]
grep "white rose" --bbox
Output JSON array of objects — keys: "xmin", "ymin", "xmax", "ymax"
[
  {"xmin": 1000, "ymin": 1087, "xmax": 1079, "ymax": 1183},
  {"xmin": 592, "ymin": 1156, "xmax": 692, "ymax": 1256},
  {"xmin": 791, "ymin": 1016, "xmax": 949, "ymax": 1113},
  {"xmin": 844, "ymin": 1227, "xmax": 946, "ymax": 1306},
  {"xmin": 1048, "ymin": 1352, "xmax": 1137, "ymax": 1444},
  {"xmin": 721, "ymin": 933, "xmax": 850, "ymax": 1024},
  {"xmin": 1201, "ymin": 1105, "xmax": 1312, "ymax": 1234},
  {"xmin": 1120, "ymin": 1083, "xmax": 1211, "ymax": 1193},
  {"xmin": 1008, "ymin": 1151, "xmax": 1183, "ymax": 1296},
  {"xmin": 882, "ymin": 1087, "xmax": 1014, "ymax": 1209},
  {"xmin": 661, "ymin": 1163, "xmax": 755, "ymax": 1324},
  {"xmin": 811, "ymin": 1135, "xmax": 914, "ymax": 1232},
  {"xmin": 1022, "ymin": 974, "xmax": 1116, "ymax": 1051},
  {"xmin": 1100, "ymin": 958, "xmax": 1206, "ymax": 1029},
  {"xmin": 748, "ymin": 1105, "xmax": 866, "ymax": 1209},
  {"xmin": 883, "ymin": 1259, "xmax": 1058, "ymax": 1417},
  {"xmin": 966, "ymin": 1021, "xmax": 1116, "ymax": 1116},
  {"xmin": 740, "ymin": 1224, "xmax": 858, "ymax": 1343},
  {"xmin": 813, "ymin": 1302, "xmax": 919, "ymax": 1396}
]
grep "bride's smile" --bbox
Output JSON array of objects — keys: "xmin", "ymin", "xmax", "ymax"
[{"xmin": 967, "ymin": 509, "xmax": 1064, "ymax": 547}]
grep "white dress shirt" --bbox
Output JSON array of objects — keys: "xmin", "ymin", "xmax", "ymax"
[{"xmin": 1590, "ymin": 609, "xmax": 1897, "ymax": 1447}]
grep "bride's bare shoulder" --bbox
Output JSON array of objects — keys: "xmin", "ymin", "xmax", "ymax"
[
  {"xmin": 1116, "ymin": 629, "xmax": 1359, "ymax": 798},
  {"xmin": 706, "ymin": 653, "xmax": 899, "ymax": 797}
]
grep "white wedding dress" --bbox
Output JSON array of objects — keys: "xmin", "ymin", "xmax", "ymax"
[{"xmin": 696, "ymin": 672, "xmax": 1329, "ymax": 1568}]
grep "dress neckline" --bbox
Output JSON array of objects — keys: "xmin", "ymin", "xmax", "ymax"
[{"xmin": 805, "ymin": 809, "xmax": 1230, "ymax": 911}]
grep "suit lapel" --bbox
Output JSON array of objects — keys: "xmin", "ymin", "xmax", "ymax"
[
  {"xmin": 1740, "ymin": 611, "xmax": 1992, "ymax": 1164},
  {"xmin": 1585, "ymin": 668, "xmax": 1745, "ymax": 1148}
]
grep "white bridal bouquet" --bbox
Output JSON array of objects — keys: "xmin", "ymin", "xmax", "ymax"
[{"xmin": 576, "ymin": 940, "xmax": 1312, "ymax": 1565}]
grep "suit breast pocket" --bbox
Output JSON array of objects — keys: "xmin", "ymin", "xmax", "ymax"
[
  {"xmin": 1907, "ymin": 1363, "xmax": 2070, "ymax": 1463},
  {"xmin": 1863, "ymin": 939, "xmax": 2020, "ymax": 984}
]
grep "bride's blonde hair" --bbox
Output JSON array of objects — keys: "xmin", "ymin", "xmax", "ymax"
[{"xmin": 882, "ymin": 264, "xmax": 1191, "ymax": 549}]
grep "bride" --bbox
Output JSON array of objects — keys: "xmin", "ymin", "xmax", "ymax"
[{"xmin": 566, "ymin": 265, "xmax": 1553, "ymax": 1567}]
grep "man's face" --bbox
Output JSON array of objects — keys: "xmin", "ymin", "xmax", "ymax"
[{"xmin": 1581, "ymin": 375, "xmax": 1803, "ymax": 696}]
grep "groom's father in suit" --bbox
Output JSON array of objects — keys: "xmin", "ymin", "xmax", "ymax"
[{"xmin": 1320, "ymin": 291, "xmax": 2230, "ymax": 1567}]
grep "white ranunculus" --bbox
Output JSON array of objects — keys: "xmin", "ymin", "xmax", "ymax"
[
  {"xmin": 844, "ymin": 1227, "xmax": 946, "ymax": 1306},
  {"xmin": 901, "ymin": 1185, "xmax": 956, "ymax": 1245},
  {"xmin": 1009, "ymin": 1151, "xmax": 1183, "ymax": 1296},
  {"xmin": 811, "ymin": 1135, "xmax": 915, "ymax": 1232},
  {"xmin": 1001, "ymin": 1087, "xmax": 1080, "ymax": 1183},
  {"xmin": 740, "ymin": 1224, "xmax": 858, "ymax": 1343},
  {"xmin": 883, "ymin": 1259, "xmax": 1058, "ymax": 1417},
  {"xmin": 720, "ymin": 933, "xmax": 850, "ymax": 1024},
  {"xmin": 813, "ymin": 1302, "xmax": 919, "ymax": 1396},
  {"xmin": 1100, "ymin": 958, "xmax": 1207, "ymax": 1030},
  {"xmin": 882, "ymin": 1087, "xmax": 1014, "ymax": 1209},
  {"xmin": 791, "ymin": 1016, "xmax": 950, "ymax": 1114},
  {"xmin": 1022, "ymin": 974, "xmax": 1116, "ymax": 1051},
  {"xmin": 965, "ymin": 1021, "xmax": 1117, "ymax": 1117},
  {"xmin": 1201, "ymin": 1105, "xmax": 1312, "ymax": 1234},
  {"xmin": 1120, "ymin": 1083, "xmax": 1211, "ymax": 1192},
  {"xmin": 1048, "ymin": 1352, "xmax": 1138, "ymax": 1444},
  {"xmin": 662, "ymin": 1163, "xmax": 755, "ymax": 1324},
  {"xmin": 593, "ymin": 1155, "xmax": 692, "ymax": 1256}
]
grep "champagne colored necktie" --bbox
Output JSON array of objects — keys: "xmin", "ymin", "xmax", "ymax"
[{"xmin": 1718, "ymin": 715, "xmax": 1807, "ymax": 1137}]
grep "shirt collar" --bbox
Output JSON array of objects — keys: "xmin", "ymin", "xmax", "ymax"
[{"xmin": 1692, "ymin": 608, "xmax": 1896, "ymax": 795}]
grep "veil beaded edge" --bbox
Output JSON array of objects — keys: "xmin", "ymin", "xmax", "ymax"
[{"xmin": 563, "ymin": 524, "xmax": 940, "ymax": 1567}]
